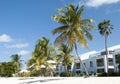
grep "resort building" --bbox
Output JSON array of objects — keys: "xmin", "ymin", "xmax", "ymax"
[{"xmin": 56, "ymin": 45, "xmax": 120, "ymax": 74}]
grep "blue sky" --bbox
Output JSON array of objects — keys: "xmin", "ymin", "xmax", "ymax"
[{"xmin": 0, "ymin": 0, "xmax": 120, "ymax": 63}]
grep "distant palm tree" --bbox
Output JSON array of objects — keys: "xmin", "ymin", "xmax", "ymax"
[
  {"xmin": 52, "ymin": 4, "xmax": 95, "ymax": 76},
  {"xmin": 28, "ymin": 37, "xmax": 56, "ymax": 76},
  {"xmin": 10, "ymin": 54, "xmax": 22, "ymax": 73},
  {"xmin": 56, "ymin": 44, "xmax": 74, "ymax": 72},
  {"xmin": 98, "ymin": 19, "xmax": 113, "ymax": 73}
]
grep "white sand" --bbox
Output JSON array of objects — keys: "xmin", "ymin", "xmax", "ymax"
[{"xmin": 0, "ymin": 77, "xmax": 120, "ymax": 84}]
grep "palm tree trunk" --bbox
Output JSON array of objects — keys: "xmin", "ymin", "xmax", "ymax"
[
  {"xmin": 75, "ymin": 43, "xmax": 89, "ymax": 77},
  {"xmin": 64, "ymin": 65, "xmax": 67, "ymax": 72},
  {"xmin": 105, "ymin": 35, "xmax": 108, "ymax": 73}
]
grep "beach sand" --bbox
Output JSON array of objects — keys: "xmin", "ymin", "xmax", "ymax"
[{"xmin": 0, "ymin": 77, "xmax": 120, "ymax": 84}]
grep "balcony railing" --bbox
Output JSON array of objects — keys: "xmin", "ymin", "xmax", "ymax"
[
  {"xmin": 97, "ymin": 63, "xmax": 104, "ymax": 67},
  {"xmin": 76, "ymin": 66, "xmax": 80, "ymax": 69},
  {"xmin": 108, "ymin": 62, "xmax": 113, "ymax": 66}
]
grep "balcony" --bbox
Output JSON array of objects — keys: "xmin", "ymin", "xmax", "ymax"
[
  {"xmin": 108, "ymin": 62, "xmax": 113, "ymax": 66},
  {"xmin": 76, "ymin": 63, "xmax": 80, "ymax": 69},
  {"xmin": 97, "ymin": 58, "xmax": 104, "ymax": 67},
  {"xmin": 97, "ymin": 63, "xmax": 104, "ymax": 67}
]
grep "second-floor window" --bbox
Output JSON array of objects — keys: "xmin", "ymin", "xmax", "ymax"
[
  {"xmin": 90, "ymin": 61, "xmax": 93, "ymax": 67},
  {"xmin": 76, "ymin": 63, "xmax": 80, "ymax": 69},
  {"xmin": 97, "ymin": 58, "xmax": 104, "ymax": 67},
  {"xmin": 108, "ymin": 58, "xmax": 113, "ymax": 65}
]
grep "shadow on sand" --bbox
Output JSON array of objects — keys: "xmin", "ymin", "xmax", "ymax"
[{"xmin": 18, "ymin": 78, "xmax": 63, "ymax": 84}]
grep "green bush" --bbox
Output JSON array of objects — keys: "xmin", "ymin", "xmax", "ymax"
[
  {"xmin": 0, "ymin": 62, "xmax": 16, "ymax": 77},
  {"xmin": 97, "ymin": 72, "xmax": 107, "ymax": 77},
  {"xmin": 18, "ymin": 72, "xmax": 30, "ymax": 77},
  {"xmin": 60, "ymin": 72, "xmax": 75, "ymax": 77},
  {"xmin": 30, "ymin": 70, "xmax": 41, "ymax": 77},
  {"xmin": 53, "ymin": 73, "xmax": 59, "ymax": 77},
  {"xmin": 97, "ymin": 72, "xmax": 120, "ymax": 77},
  {"xmin": 108, "ymin": 72, "xmax": 120, "ymax": 76}
]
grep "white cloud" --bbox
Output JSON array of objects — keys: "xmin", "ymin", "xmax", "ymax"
[
  {"xmin": 0, "ymin": 34, "xmax": 12, "ymax": 42},
  {"xmin": 18, "ymin": 50, "xmax": 30, "ymax": 55},
  {"xmin": 5, "ymin": 43, "xmax": 29, "ymax": 48},
  {"xmin": 85, "ymin": 0, "xmax": 120, "ymax": 7}
]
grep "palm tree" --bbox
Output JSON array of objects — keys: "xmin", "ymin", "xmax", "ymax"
[
  {"xmin": 56, "ymin": 44, "xmax": 74, "ymax": 72},
  {"xmin": 28, "ymin": 37, "xmax": 56, "ymax": 76},
  {"xmin": 98, "ymin": 19, "xmax": 113, "ymax": 73},
  {"xmin": 10, "ymin": 54, "xmax": 22, "ymax": 73},
  {"xmin": 52, "ymin": 4, "xmax": 95, "ymax": 76}
]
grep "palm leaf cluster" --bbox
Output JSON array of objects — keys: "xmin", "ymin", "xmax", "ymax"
[
  {"xmin": 98, "ymin": 20, "xmax": 113, "ymax": 36},
  {"xmin": 52, "ymin": 4, "xmax": 95, "ymax": 49},
  {"xmin": 10, "ymin": 54, "xmax": 23, "ymax": 73},
  {"xmin": 56, "ymin": 44, "xmax": 74, "ymax": 71}
]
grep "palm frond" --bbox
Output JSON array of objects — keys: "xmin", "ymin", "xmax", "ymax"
[
  {"xmin": 67, "ymin": 31, "xmax": 76, "ymax": 50},
  {"xmin": 84, "ymin": 30, "xmax": 93, "ymax": 41},
  {"xmin": 52, "ymin": 25, "xmax": 68, "ymax": 35},
  {"xmin": 52, "ymin": 15, "xmax": 67, "ymax": 24},
  {"xmin": 57, "ymin": 8, "xmax": 65, "ymax": 14},
  {"xmin": 54, "ymin": 32, "xmax": 67, "ymax": 45},
  {"xmin": 75, "ymin": 29, "xmax": 88, "ymax": 47},
  {"xmin": 77, "ymin": 5, "xmax": 84, "ymax": 17}
]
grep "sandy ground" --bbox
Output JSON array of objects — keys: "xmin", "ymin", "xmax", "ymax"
[{"xmin": 0, "ymin": 77, "xmax": 120, "ymax": 84}]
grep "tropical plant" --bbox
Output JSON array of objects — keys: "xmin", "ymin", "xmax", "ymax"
[
  {"xmin": 10, "ymin": 54, "xmax": 23, "ymax": 73},
  {"xmin": 52, "ymin": 4, "xmax": 95, "ymax": 76},
  {"xmin": 56, "ymin": 44, "xmax": 74, "ymax": 72},
  {"xmin": 98, "ymin": 19, "xmax": 113, "ymax": 73},
  {"xmin": 27, "ymin": 37, "xmax": 56, "ymax": 76},
  {"xmin": 0, "ymin": 62, "xmax": 16, "ymax": 77}
]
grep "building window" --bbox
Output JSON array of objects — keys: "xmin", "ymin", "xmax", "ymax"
[
  {"xmin": 101, "ymin": 51, "xmax": 106, "ymax": 55},
  {"xmin": 90, "ymin": 61, "xmax": 93, "ymax": 67},
  {"xmin": 101, "ymin": 51, "xmax": 114, "ymax": 55},
  {"xmin": 67, "ymin": 66, "xmax": 71, "ymax": 71},
  {"xmin": 109, "ymin": 51, "xmax": 114, "ymax": 54},
  {"xmin": 76, "ymin": 70, "xmax": 81, "ymax": 74},
  {"xmin": 108, "ymin": 58, "xmax": 113, "ymax": 66},
  {"xmin": 76, "ymin": 63, "xmax": 80, "ymax": 69},
  {"xmin": 96, "ymin": 58, "xmax": 104, "ymax": 67}
]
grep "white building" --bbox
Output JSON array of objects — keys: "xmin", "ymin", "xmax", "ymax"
[{"xmin": 56, "ymin": 45, "xmax": 120, "ymax": 74}]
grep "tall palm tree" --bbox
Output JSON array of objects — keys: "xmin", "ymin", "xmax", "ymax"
[
  {"xmin": 56, "ymin": 44, "xmax": 74, "ymax": 72},
  {"xmin": 98, "ymin": 19, "xmax": 113, "ymax": 73},
  {"xmin": 52, "ymin": 4, "xmax": 95, "ymax": 76},
  {"xmin": 10, "ymin": 54, "xmax": 22, "ymax": 73}
]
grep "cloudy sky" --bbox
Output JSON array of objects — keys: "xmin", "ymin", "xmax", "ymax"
[{"xmin": 0, "ymin": 0, "xmax": 120, "ymax": 63}]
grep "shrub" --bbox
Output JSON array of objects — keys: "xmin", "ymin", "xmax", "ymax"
[
  {"xmin": 17, "ymin": 72, "xmax": 30, "ymax": 77},
  {"xmin": 60, "ymin": 72, "xmax": 75, "ymax": 77},
  {"xmin": 53, "ymin": 73, "xmax": 59, "ymax": 77},
  {"xmin": 97, "ymin": 72, "xmax": 107, "ymax": 77},
  {"xmin": 97, "ymin": 72, "xmax": 120, "ymax": 77},
  {"xmin": 30, "ymin": 70, "xmax": 40, "ymax": 77},
  {"xmin": 108, "ymin": 72, "xmax": 120, "ymax": 76}
]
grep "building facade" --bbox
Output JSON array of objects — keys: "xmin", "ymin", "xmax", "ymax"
[{"xmin": 56, "ymin": 45, "xmax": 120, "ymax": 74}]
